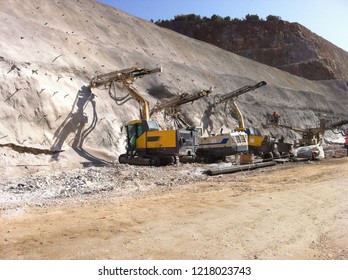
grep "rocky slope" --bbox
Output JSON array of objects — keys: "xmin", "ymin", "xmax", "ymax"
[
  {"xmin": 0, "ymin": 0, "xmax": 347, "ymax": 167},
  {"xmin": 158, "ymin": 19, "xmax": 348, "ymax": 81}
]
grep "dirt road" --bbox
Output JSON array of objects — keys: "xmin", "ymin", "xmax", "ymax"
[{"xmin": 1, "ymin": 158, "xmax": 347, "ymax": 260}]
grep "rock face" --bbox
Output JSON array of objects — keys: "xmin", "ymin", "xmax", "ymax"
[
  {"xmin": 158, "ymin": 20, "xmax": 348, "ymax": 81},
  {"xmin": 0, "ymin": 0, "xmax": 347, "ymax": 167}
]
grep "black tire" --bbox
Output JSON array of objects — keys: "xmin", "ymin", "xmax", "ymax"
[
  {"xmin": 263, "ymin": 152, "xmax": 274, "ymax": 160},
  {"xmin": 272, "ymin": 150, "xmax": 280, "ymax": 159},
  {"xmin": 150, "ymin": 157, "xmax": 160, "ymax": 166},
  {"xmin": 203, "ymin": 155, "xmax": 214, "ymax": 163},
  {"xmin": 118, "ymin": 154, "xmax": 127, "ymax": 164}
]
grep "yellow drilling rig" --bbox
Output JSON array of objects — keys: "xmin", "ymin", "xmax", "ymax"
[
  {"xmin": 89, "ymin": 66, "xmax": 199, "ymax": 166},
  {"xmin": 207, "ymin": 81, "xmax": 291, "ymax": 159},
  {"xmin": 150, "ymin": 87, "xmax": 251, "ymax": 163}
]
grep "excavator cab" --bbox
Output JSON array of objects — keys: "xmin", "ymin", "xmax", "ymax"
[
  {"xmin": 245, "ymin": 127, "xmax": 261, "ymax": 136},
  {"xmin": 126, "ymin": 121, "xmax": 143, "ymax": 150},
  {"xmin": 120, "ymin": 119, "xmax": 198, "ymax": 165},
  {"xmin": 244, "ymin": 127, "xmax": 266, "ymax": 153},
  {"xmin": 125, "ymin": 120, "xmax": 160, "ymax": 150}
]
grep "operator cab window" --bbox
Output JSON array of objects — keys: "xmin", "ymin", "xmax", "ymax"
[
  {"xmin": 147, "ymin": 120, "xmax": 160, "ymax": 131},
  {"xmin": 127, "ymin": 124, "xmax": 138, "ymax": 149},
  {"xmin": 246, "ymin": 127, "xmax": 261, "ymax": 136}
]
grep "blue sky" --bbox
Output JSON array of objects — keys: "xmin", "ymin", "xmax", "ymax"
[{"xmin": 98, "ymin": 0, "xmax": 348, "ymax": 52}]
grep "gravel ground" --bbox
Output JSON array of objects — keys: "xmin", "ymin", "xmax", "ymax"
[
  {"xmin": 0, "ymin": 144, "xmax": 345, "ymax": 209},
  {"xmin": 0, "ymin": 162, "xmax": 214, "ymax": 208}
]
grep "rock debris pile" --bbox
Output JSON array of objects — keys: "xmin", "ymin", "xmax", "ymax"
[{"xmin": 0, "ymin": 163, "xmax": 209, "ymax": 208}]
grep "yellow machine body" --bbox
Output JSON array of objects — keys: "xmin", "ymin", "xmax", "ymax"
[
  {"xmin": 120, "ymin": 119, "xmax": 198, "ymax": 165},
  {"xmin": 247, "ymin": 135, "xmax": 265, "ymax": 149},
  {"xmin": 136, "ymin": 130, "xmax": 178, "ymax": 149}
]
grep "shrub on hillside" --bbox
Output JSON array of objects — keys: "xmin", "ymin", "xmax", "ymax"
[
  {"xmin": 245, "ymin": 14, "xmax": 261, "ymax": 21},
  {"xmin": 266, "ymin": 15, "xmax": 282, "ymax": 21}
]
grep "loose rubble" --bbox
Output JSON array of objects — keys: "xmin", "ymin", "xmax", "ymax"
[
  {"xmin": 1, "ymin": 143, "xmax": 346, "ymax": 210},
  {"xmin": 0, "ymin": 163, "xmax": 210, "ymax": 209}
]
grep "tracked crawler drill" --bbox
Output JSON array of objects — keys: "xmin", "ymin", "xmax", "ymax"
[
  {"xmin": 271, "ymin": 118, "xmax": 348, "ymax": 147},
  {"xmin": 205, "ymin": 81, "xmax": 291, "ymax": 159},
  {"xmin": 89, "ymin": 67, "xmax": 199, "ymax": 166},
  {"xmin": 149, "ymin": 87, "xmax": 249, "ymax": 163}
]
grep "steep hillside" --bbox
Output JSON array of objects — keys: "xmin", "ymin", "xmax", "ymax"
[
  {"xmin": 0, "ymin": 0, "xmax": 347, "ymax": 167},
  {"xmin": 158, "ymin": 19, "xmax": 348, "ymax": 81}
]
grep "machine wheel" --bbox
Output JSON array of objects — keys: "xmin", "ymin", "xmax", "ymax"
[
  {"xmin": 150, "ymin": 157, "xmax": 160, "ymax": 166},
  {"xmin": 118, "ymin": 154, "xmax": 127, "ymax": 164},
  {"xmin": 203, "ymin": 155, "xmax": 214, "ymax": 163},
  {"xmin": 172, "ymin": 156, "xmax": 179, "ymax": 165},
  {"xmin": 263, "ymin": 152, "xmax": 274, "ymax": 160},
  {"xmin": 272, "ymin": 150, "xmax": 280, "ymax": 159},
  {"xmin": 160, "ymin": 156, "xmax": 176, "ymax": 166}
]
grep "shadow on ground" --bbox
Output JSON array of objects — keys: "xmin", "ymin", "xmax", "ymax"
[{"xmin": 51, "ymin": 86, "xmax": 113, "ymax": 166}]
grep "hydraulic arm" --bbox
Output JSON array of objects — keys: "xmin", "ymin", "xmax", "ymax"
[
  {"xmin": 150, "ymin": 88, "xmax": 213, "ymax": 116},
  {"xmin": 212, "ymin": 81, "xmax": 267, "ymax": 130},
  {"xmin": 278, "ymin": 119, "xmax": 348, "ymax": 146},
  {"xmin": 89, "ymin": 67, "xmax": 161, "ymax": 120},
  {"xmin": 213, "ymin": 81, "xmax": 267, "ymax": 107},
  {"xmin": 89, "ymin": 67, "xmax": 162, "ymax": 89},
  {"xmin": 207, "ymin": 80, "xmax": 290, "ymax": 159},
  {"xmin": 89, "ymin": 66, "xmax": 199, "ymax": 166},
  {"xmin": 150, "ymin": 88, "xmax": 212, "ymax": 128}
]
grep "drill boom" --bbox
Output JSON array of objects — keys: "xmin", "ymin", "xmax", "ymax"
[
  {"xmin": 89, "ymin": 67, "xmax": 162, "ymax": 88},
  {"xmin": 213, "ymin": 81, "xmax": 266, "ymax": 106},
  {"xmin": 150, "ymin": 88, "xmax": 212, "ymax": 116}
]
